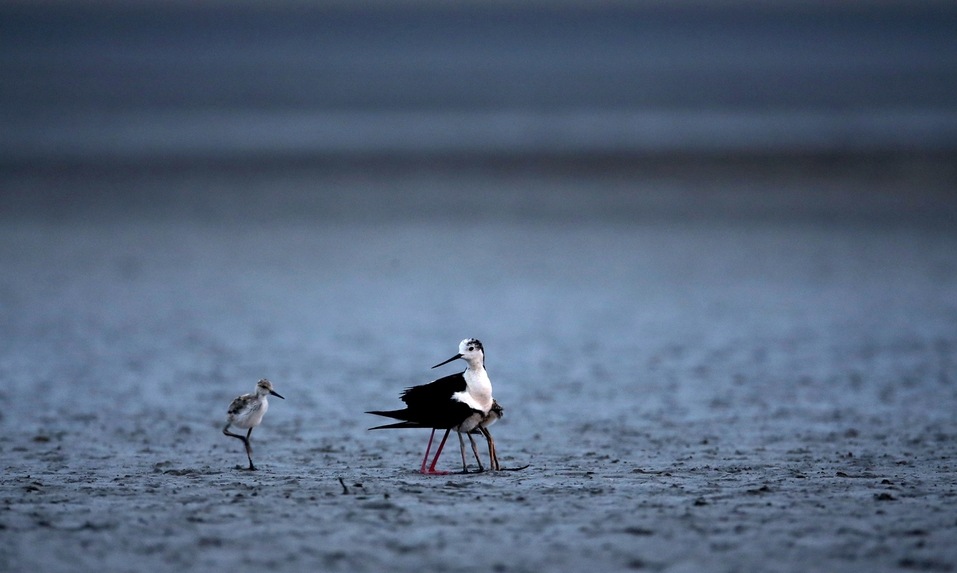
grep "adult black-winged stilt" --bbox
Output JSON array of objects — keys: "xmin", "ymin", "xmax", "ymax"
[
  {"xmin": 223, "ymin": 378, "xmax": 284, "ymax": 470},
  {"xmin": 367, "ymin": 338, "xmax": 493, "ymax": 474}
]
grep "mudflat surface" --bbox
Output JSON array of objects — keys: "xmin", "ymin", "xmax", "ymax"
[{"xmin": 2, "ymin": 158, "xmax": 957, "ymax": 572}]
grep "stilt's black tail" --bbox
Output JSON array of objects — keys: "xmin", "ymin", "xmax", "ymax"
[
  {"xmin": 365, "ymin": 408, "xmax": 407, "ymax": 419},
  {"xmin": 365, "ymin": 409, "xmax": 428, "ymax": 430},
  {"xmin": 367, "ymin": 420, "xmax": 428, "ymax": 430}
]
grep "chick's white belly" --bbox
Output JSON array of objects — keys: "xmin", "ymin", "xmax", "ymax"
[
  {"xmin": 231, "ymin": 401, "xmax": 268, "ymax": 428},
  {"xmin": 454, "ymin": 411, "xmax": 484, "ymax": 433}
]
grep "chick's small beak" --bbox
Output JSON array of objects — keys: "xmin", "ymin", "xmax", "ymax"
[{"xmin": 270, "ymin": 390, "xmax": 285, "ymax": 399}]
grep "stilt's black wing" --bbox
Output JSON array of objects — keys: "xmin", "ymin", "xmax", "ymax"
[
  {"xmin": 399, "ymin": 372, "xmax": 466, "ymax": 407},
  {"xmin": 366, "ymin": 371, "xmax": 477, "ymax": 429}
]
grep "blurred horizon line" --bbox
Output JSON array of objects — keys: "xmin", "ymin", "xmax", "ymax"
[{"xmin": 5, "ymin": 108, "xmax": 957, "ymax": 167}]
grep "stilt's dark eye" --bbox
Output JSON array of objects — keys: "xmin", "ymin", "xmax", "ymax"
[{"xmin": 468, "ymin": 346, "xmax": 474, "ymax": 351}]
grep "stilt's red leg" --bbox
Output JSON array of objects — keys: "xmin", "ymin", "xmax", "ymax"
[
  {"xmin": 419, "ymin": 429, "xmax": 437, "ymax": 474},
  {"xmin": 424, "ymin": 429, "xmax": 452, "ymax": 474}
]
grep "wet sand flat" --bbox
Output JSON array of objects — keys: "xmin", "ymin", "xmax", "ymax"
[{"xmin": 2, "ymin": 158, "xmax": 957, "ymax": 572}]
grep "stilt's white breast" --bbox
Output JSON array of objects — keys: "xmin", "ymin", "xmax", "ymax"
[{"xmin": 452, "ymin": 365, "xmax": 493, "ymax": 414}]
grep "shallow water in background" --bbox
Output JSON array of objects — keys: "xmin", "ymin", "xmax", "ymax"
[{"xmin": 2, "ymin": 3, "xmax": 956, "ymax": 160}]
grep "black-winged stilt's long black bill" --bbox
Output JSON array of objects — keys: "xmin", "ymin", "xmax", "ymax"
[{"xmin": 432, "ymin": 353, "xmax": 462, "ymax": 369}]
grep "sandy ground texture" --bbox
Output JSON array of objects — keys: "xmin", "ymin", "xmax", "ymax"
[{"xmin": 2, "ymin": 157, "xmax": 957, "ymax": 572}]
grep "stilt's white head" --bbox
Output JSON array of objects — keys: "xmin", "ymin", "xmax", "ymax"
[{"xmin": 432, "ymin": 338, "xmax": 485, "ymax": 369}]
